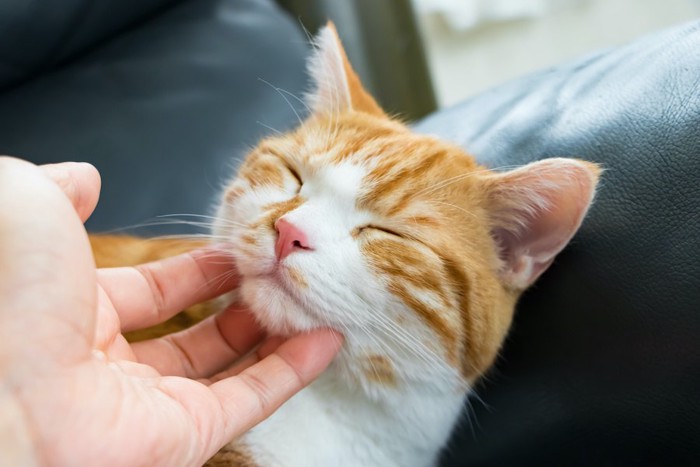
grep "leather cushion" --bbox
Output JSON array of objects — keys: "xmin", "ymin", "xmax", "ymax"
[
  {"xmin": 0, "ymin": 0, "xmax": 309, "ymax": 235},
  {"xmin": 0, "ymin": 0, "xmax": 180, "ymax": 88},
  {"xmin": 415, "ymin": 20, "xmax": 700, "ymax": 466}
]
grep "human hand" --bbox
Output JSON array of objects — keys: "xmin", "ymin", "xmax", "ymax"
[{"xmin": 0, "ymin": 157, "xmax": 343, "ymax": 466}]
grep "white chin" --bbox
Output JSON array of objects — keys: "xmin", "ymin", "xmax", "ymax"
[{"xmin": 240, "ymin": 276, "xmax": 320, "ymax": 336}]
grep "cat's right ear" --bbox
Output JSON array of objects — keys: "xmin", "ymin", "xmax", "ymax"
[
  {"xmin": 305, "ymin": 22, "xmax": 385, "ymax": 117},
  {"xmin": 482, "ymin": 158, "xmax": 601, "ymax": 291}
]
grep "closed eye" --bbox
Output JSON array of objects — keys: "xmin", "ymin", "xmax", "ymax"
[
  {"xmin": 286, "ymin": 165, "xmax": 303, "ymax": 186},
  {"xmin": 357, "ymin": 225, "xmax": 403, "ymax": 238}
]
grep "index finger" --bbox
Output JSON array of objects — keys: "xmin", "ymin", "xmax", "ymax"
[
  {"xmin": 156, "ymin": 328, "xmax": 343, "ymax": 462},
  {"xmin": 98, "ymin": 246, "xmax": 239, "ymax": 332},
  {"xmin": 207, "ymin": 329, "xmax": 343, "ymax": 449}
]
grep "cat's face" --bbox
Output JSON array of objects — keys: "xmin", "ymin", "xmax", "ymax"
[{"xmin": 214, "ymin": 24, "xmax": 599, "ymax": 387}]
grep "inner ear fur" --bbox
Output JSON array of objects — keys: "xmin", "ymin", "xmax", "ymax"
[
  {"xmin": 482, "ymin": 158, "xmax": 601, "ymax": 290},
  {"xmin": 305, "ymin": 22, "xmax": 385, "ymax": 117}
]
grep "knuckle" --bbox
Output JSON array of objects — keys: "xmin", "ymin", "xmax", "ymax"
[
  {"xmin": 135, "ymin": 263, "xmax": 168, "ymax": 320},
  {"xmin": 166, "ymin": 334, "xmax": 197, "ymax": 377},
  {"xmin": 239, "ymin": 371, "xmax": 273, "ymax": 415},
  {"xmin": 276, "ymin": 353, "xmax": 306, "ymax": 388}
]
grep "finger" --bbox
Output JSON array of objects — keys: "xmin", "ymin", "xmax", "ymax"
[
  {"xmin": 98, "ymin": 247, "xmax": 239, "ymax": 332},
  {"xmin": 208, "ymin": 329, "xmax": 342, "ymax": 442},
  {"xmin": 40, "ymin": 162, "xmax": 101, "ymax": 223},
  {"xmin": 0, "ymin": 157, "xmax": 96, "ymax": 371},
  {"xmin": 132, "ymin": 305, "xmax": 265, "ymax": 378},
  {"xmin": 157, "ymin": 329, "xmax": 343, "ymax": 460},
  {"xmin": 202, "ymin": 336, "xmax": 286, "ymax": 384}
]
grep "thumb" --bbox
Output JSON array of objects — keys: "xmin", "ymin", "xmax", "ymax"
[
  {"xmin": 40, "ymin": 162, "xmax": 101, "ymax": 223},
  {"xmin": 0, "ymin": 157, "xmax": 97, "ymax": 377}
]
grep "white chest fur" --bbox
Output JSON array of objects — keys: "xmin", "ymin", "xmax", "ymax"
[{"xmin": 241, "ymin": 365, "xmax": 467, "ymax": 467}]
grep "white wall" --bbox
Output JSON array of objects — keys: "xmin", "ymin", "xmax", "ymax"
[{"xmin": 415, "ymin": 0, "xmax": 700, "ymax": 107}]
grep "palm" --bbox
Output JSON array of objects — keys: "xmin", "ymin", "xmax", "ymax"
[{"xmin": 0, "ymin": 158, "xmax": 341, "ymax": 466}]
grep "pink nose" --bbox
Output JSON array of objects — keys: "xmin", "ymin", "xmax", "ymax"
[{"xmin": 274, "ymin": 218, "xmax": 312, "ymax": 261}]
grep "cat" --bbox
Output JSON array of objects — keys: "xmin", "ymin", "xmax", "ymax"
[{"xmin": 91, "ymin": 22, "xmax": 600, "ymax": 467}]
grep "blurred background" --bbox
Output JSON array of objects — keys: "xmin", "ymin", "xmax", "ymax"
[
  {"xmin": 412, "ymin": 0, "xmax": 700, "ymax": 107},
  {"xmin": 2, "ymin": 0, "xmax": 699, "ymax": 232}
]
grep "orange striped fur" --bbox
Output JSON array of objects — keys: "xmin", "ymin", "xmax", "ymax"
[{"xmin": 89, "ymin": 22, "xmax": 600, "ymax": 466}]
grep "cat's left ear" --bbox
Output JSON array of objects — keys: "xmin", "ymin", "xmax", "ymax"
[
  {"xmin": 305, "ymin": 22, "xmax": 385, "ymax": 117},
  {"xmin": 483, "ymin": 158, "xmax": 601, "ymax": 290}
]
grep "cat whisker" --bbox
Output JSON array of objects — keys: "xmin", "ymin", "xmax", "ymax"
[
  {"xmin": 361, "ymin": 299, "xmax": 446, "ymax": 371},
  {"xmin": 410, "ymin": 164, "xmax": 524, "ymax": 200},
  {"xmin": 256, "ymin": 121, "xmax": 283, "ymax": 135},
  {"xmin": 154, "ymin": 221, "xmax": 220, "ymax": 230},
  {"xmin": 276, "ymin": 87, "xmax": 311, "ymax": 114},
  {"xmin": 335, "ymin": 290, "xmax": 450, "ymax": 378},
  {"xmin": 369, "ymin": 313, "xmax": 449, "ymax": 374},
  {"xmin": 259, "ymin": 78, "xmax": 303, "ymax": 125},
  {"xmin": 313, "ymin": 294, "xmax": 409, "ymax": 378},
  {"xmin": 298, "ymin": 18, "xmax": 315, "ymax": 45},
  {"xmin": 468, "ymin": 388, "xmax": 491, "ymax": 413},
  {"xmin": 381, "ymin": 328, "xmax": 451, "ymax": 376},
  {"xmin": 411, "ymin": 169, "xmax": 489, "ymax": 199},
  {"xmin": 431, "ymin": 200, "xmax": 481, "ymax": 221},
  {"xmin": 205, "ymin": 268, "xmax": 240, "ymax": 293},
  {"xmin": 460, "ymin": 394, "xmax": 480, "ymax": 441},
  {"xmin": 96, "ymin": 218, "xmax": 237, "ymax": 237},
  {"xmin": 157, "ymin": 213, "xmax": 246, "ymax": 228},
  {"xmin": 144, "ymin": 233, "xmax": 229, "ymax": 242},
  {"xmin": 188, "ymin": 249, "xmax": 237, "ymax": 260}
]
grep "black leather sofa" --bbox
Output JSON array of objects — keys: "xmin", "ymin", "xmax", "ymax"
[
  {"xmin": 417, "ymin": 20, "xmax": 700, "ymax": 466},
  {"xmin": 1, "ymin": 1, "xmax": 698, "ymax": 465}
]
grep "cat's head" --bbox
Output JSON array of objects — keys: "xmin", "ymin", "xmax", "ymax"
[{"xmin": 214, "ymin": 23, "xmax": 599, "ymax": 389}]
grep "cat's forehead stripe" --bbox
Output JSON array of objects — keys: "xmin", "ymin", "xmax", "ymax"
[{"xmin": 351, "ymin": 135, "xmax": 474, "ymax": 216}]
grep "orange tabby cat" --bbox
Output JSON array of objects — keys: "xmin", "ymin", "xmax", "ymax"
[{"xmin": 90, "ymin": 23, "xmax": 599, "ymax": 467}]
